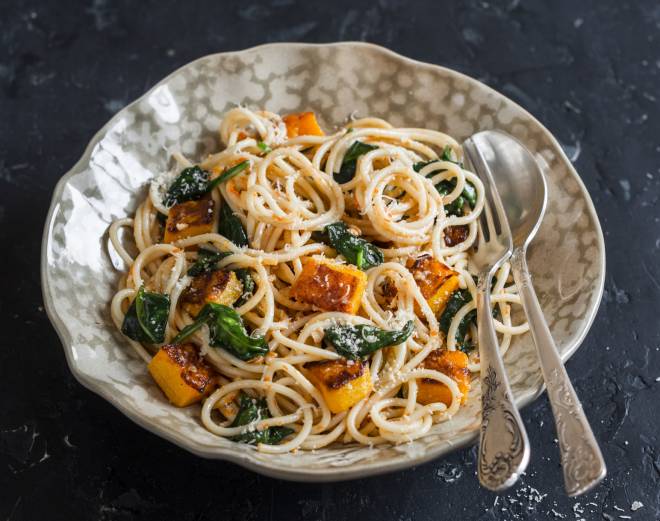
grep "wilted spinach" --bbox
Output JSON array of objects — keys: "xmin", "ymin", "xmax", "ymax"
[
  {"xmin": 163, "ymin": 161, "xmax": 249, "ymax": 207},
  {"xmin": 187, "ymin": 248, "xmax": 232, "ymax": 277},
  {"xmin": 230, "ymin": 393, "xmax": 293, "ymax": 445},
  {"xmin": 121, "ymin": 286, "xmax": 170, "ymax": 343},
  {"xmin": 324, "ymin": 320, "xmax": 414, "ymax": 360},
  {"xmin": 234, "ymin": 268, "xmax": 255, "ymax": 307},
  {"xmin": 335, "ymin": 141, "xmax": 378, "ymax": 183},
  {"xmin": 439, "ymin": 288, "xmax": 473, "ymax": 351},
  {"xmin": 412, "ymin": 145, "xmax": 456, "ymax": 173},
  {"xmin": 218, "ymin": 198, "xmax": 249, "ymax": 248},
  {"xmin": 436, "ymin": 179, "xmax": 477, "ymax": 216},
  {"xmin": 172, "ymin": 303, "xmax": 268, "ymax": 361},
  {"xmin": 439, "ymin": 288, "xmax": 499, "ymax": 354},
  {"xmin": 413, "ymin": 146, "xmax": 476, "ymax": 217},
  {"xmin": 315, "ymin": 221, "xmax": 383, "ymax": 270},
  {"xmin": 163, "ymin": 166, "xmax": 210, "ymax": 207}
]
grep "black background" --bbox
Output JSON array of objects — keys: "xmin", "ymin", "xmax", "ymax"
[{"xmin": 1, "ymin": 1, "xmax": 659, "ymax": 520}]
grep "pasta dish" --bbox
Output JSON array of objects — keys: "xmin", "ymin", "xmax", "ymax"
[{"xmin": 109, "ymin": 107, "xmax": 528, "ymax": 453}]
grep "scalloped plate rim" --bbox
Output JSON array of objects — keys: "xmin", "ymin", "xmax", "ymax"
[{"xmin": 40, "ymin": 41, "xmax": 605, "ymax": 482}]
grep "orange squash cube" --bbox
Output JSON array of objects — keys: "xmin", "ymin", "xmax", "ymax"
[
  {"xmin": 148, "ymin": 344, "xmax": 216, "ymax": 407},
  {"xmin": 163, "ymin": 194, "xmax": 215, "ymax": 243},
  {"xmin": 307, "ymin": 359, "xmax": 372, "ymax": 413},
  {"xmin": 427, "ymin": 275, "xmax": 460, "ymax": 316},
  {"xmin": 407, "ymin": 255, "xmax": 460, "ymax": 316},
  {"xmin": 417, "ymin": 349, "xmax": 470, "ymax": 406},
  {"xmin": 283, "ymin": 112, "xmax": 325, "ymax": 138},
  {"xmin": 181, "ymin": 270, "xmax": 243, "ymax": 317},
  {"xmin": 290, "ymin": 258, "xmax": 367, "ymax": 314}
]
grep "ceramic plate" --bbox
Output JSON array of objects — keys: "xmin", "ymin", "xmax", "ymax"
[{"xmin": 41, "ymin": 42, "xmax": 605, "ymax": 481}]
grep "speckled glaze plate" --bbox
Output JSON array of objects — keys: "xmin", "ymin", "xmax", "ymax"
[{"xmin": 41, "ymin": 42, "xmax": 605, "ymax": 481}]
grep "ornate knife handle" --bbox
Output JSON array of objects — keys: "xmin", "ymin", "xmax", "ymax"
[
  {"xmin": 511, "ymin": 248, "xmax": 606, "ymax": 496},
  {"xmin": 477, "ymin": 272, "xmax": 530, "ymax": 491}
]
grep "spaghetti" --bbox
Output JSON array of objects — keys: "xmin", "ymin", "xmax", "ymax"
[{"xmin": 109, "ymin": 107, "xmax": 528, "ymax": 452}]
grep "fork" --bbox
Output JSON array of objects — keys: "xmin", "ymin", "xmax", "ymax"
[{"xmin": 463, "ymin": 135, "xmax": 531, "ymax": 492}]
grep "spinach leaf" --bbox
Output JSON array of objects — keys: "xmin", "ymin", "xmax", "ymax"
[
  {"xmin": 170, "ymin": 310, "xmax": 210, "ymax": 345},
  {"xmin": 163, "ymin": 166, "xmax": 210, "ymax": 207},
  {"xmin": 231, "ymin": 393, "xmax": 265, "ymax": 426},
  {"xmin": 164, "ymin": 161, "xmax": 250, "ymax": 208},
  {"xmin": 208, "ymin": 304, "xmax": 268, "ymax": 360},
  {"xmin": 317, "ymin": 221, "xmax": 384, "ymax": 270},
  {"xmin": 324, "ymin": 320, "xmax": 414, "ymax": 360},
  {"xmin": 172, "ymin": 303, "xmax": 268, "ymax": 361},
  {"xmin": 218, "ymin": 198, "xmax": 249, "ymax": 248},
  {"xmin": 171, "ymin": 302, "xmax": 221, "ymax": 345},
  {"xmin": 413, "ymin": 161, "xmax": 431, "ymax": 174},
  {"xmin": 441, "ymin": 145, "xmax": 455, "ymax": 162},
  {"xmin": 335, "ymin": 141, "xmax": 378, "ymax": 183},
  {"xmin": 461, "ymin": 180, "xmax": 477, "ymax": 207},
  {"xmin": 412, "ymin": 147, "xmax": 475, "ymax": 216},
  {"xmin": 439, "ymin": 289, "xmax": 472, "ymax": 333},
  {"xmin": 230, "ymin": 393, "xmax": 293, "ymax": 445},
  {"xmin": 187, "ymin": 248, "xmax": 232, "ymax": 277},
  {"xmin": 257, "ymin": 141, "xmax": 271, "ymax": 154},
  {"xmin": 455, "ymin": 309, "xmax": 476, "ymax": 353},
  {"xmin": 234, "ymin": 268, "xmax": 255, "ymax": 307},
  {"xmin": 344, "ymin": 141, "xmax": 379, "ymax": 163},
  {"xmin": 439, "ymin": 289, "xmax": 497, "ymax": 353},
  {"xmin": 436, "ymin": 179, "xmax": 474, "ymax": 216},
  {"xmin": 121, "ymin": 286, "xmax": 170, "ymax": 343},
  {"xmin": 207, "ymin": 160, "xmax": 249, "ymax": 191},
  {"xmin": 412, "ymin": 145, "xmax": 456, "ymax": 173}
]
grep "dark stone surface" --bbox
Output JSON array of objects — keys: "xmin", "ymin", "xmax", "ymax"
[{"xmin": 1, "ymin": 0, "xmax": 659, "ymax": 519}]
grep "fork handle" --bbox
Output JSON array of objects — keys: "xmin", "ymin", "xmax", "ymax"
[
  {"xmin": 511, "ymin": 248, "xmax": 606, "ymax": 496},
  {"xmin": 476, "ymin": 271, "xmax": 530, "ymax": 492}
]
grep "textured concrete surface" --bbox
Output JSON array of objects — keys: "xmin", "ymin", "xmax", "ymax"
[{"xmin": 1, "ymin": 0, "xmax": 659, "ymax": 519}]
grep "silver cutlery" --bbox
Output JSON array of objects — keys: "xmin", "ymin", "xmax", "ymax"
[
  {"xmin": 463, "ymin": 134, "xmax": 531, "ymax": 492},
  {"xmin": 471, "ymin": 130, "xmax": 606, "ymax": 496}
]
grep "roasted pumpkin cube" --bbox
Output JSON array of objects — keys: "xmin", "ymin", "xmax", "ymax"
[
  {"xmin": 181, "ymin": 270, "xmax": 243, "ymax": 317},
  {"xmin": 417, "ymin": 349, "xmax": 470, "ymax": 406},
  {"xmin": 307, "ymin": 359, "xmax": 372, "ymax": 413},
  {"xmin": 427, "ymin": 275, "xmax": 460, "ymax": 316},
  {"xmin": 283, "ymin": 111, "xmax": 325, "ymax": 138},
  {"xmin": 163, "ymin": 194, "xmax": 215, "ymax": 243},
  {"xmin": 290, "ymin": 258, "xmax": 367, "ymax": 314},
  {"xmin": 148, "ymin": 344, "xmax": 216, "ymax": 407},
  {"xmin": 406, "ymin": 254, "xmax": 456, "ymax": 299},
  {"xmin": 407, "ymin": 254, "xmax": 460, "ymax": 315}
]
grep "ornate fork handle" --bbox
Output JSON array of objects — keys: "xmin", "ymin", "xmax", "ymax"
[
  {"xmin": 477, "ymin": 272, "xmax": 530, "ymax": 491},
  {"xmin": 511, "ymin": 249, "xmax": 606, "ymax": 496}
]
